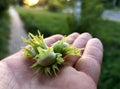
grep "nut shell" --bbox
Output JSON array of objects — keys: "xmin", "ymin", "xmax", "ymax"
[{"xmin": 37, "ymin": 52, "xmax": 56, "ymax": 67}]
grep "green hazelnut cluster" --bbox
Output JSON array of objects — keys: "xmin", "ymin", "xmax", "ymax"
[{"xmin": 22, "ymin": 31, "xmax": 83, "ymax": 76}]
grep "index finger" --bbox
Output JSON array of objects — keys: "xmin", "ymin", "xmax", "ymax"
[{"xmin": 44, "ymin": 34, "xmax": 63, "ymax": 46}]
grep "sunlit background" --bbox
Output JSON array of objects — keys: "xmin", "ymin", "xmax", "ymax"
[{"xmin": 24, "ymin": 0, "xmax": 39, "ymax": 6}]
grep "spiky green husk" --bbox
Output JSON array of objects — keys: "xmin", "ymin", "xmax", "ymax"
[
  {"xmin": 52, "ymin": 37, "xmax": 84, "ymax": 56},
  {"xmin": 22, "ymin": 31, "xmax": 83, "ymax": 76}
]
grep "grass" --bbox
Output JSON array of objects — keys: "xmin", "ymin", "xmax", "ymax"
[
  {"xmin": 0, "ymin": 11, "xmax": 10, "ymax": 59},
  {"xmin": 16, "ymin": 7, "xmax": 76, "ymax": 37}
]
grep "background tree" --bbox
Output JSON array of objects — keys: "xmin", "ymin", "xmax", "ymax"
[
  {"xmin": 102, "ymin": 0, "xmax": 120, "ymax": 8},
  {"xmin": 77, "ymin": 0, "xmax": 104, "ymax": 32},
  {"xmin": 47, "ymin": 0, "xmax": 64, "ymax": 12},
  {"xmin": 0, "ymin": 0, "xmax": 13, "ymax": 12},
  {"xmin": 18, "ymin": 0, "xmax": 23, "ymax": 5}
]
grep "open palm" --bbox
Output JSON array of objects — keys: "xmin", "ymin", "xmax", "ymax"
[{"xmin": 0, "ymin": 33, "xmax": 103, "ymax": 89}]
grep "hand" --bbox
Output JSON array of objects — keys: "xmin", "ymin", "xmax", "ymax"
[{"xmin": 0, "ymin": 32, "xmax": 103, "ymax": 89}]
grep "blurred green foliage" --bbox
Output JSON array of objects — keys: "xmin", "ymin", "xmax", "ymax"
[
  {"xmin": 47, "ymin": 0, "xmax": 75, "ymax": 12},
  {"xmin": 60, "ymin": 0, "xmax": 75, "ymax": 8},
  {"xmin": 83, "ymin": 20, "xmax": 120, "ymax": 89},
  {"xmin": 0, "ymin": 11, "xmax": 10, "ymax": 59},
  {"xmin": 0, "ymin": 0, "xmax": 13, "ymax": 12},
  {"xmin": 78, "ymin": 0, "xmax": 104, "ymax": 32},
  {"xmin": 102, "ymin": 0, "xmax": 120, "ymax": 8},
  {"xmin": 16, "ymin": 7, "xmax": 75, "ymax": 37},
  {"xmin": 47, "ymin": 0, "xmax": 64, "ymax": 12}
]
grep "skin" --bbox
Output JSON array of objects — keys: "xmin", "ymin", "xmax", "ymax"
[{"xmin": 0, "ymin": 32, "xmax": 103, "ymax": 89}]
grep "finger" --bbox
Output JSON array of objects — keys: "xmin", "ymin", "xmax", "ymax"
[
  {"xmin": 44, "ymin": 34, "xmax": 63, "ymax": 46},
  {"xmin": 75, "ymin": 38, "xmax": 103, "ymax": 84},
  {"xmin": 64, "ymin": 33, "xmax": 92, "ymax": 66},
  {"xmin": 66, "ymin": 32, "xmax": 80, "ymax": 44},
  {"xmin": 73, "ymin": 32, "xmax": 92, "ymax": 48}
]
